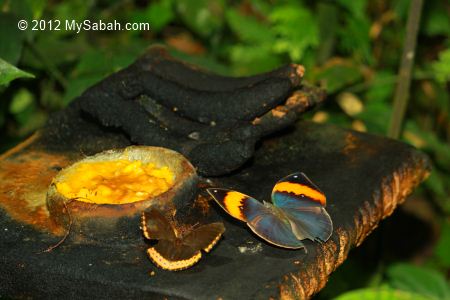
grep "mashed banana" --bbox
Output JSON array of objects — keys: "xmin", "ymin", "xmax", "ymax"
[{"xmin": 55, "ymin": 160, "xmax": 174, "ymax": 204}]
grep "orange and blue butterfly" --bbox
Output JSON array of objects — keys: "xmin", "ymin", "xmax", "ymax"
[{"xmin": 207, "ymin": 172, "xmax": 333, "ymax": 249}]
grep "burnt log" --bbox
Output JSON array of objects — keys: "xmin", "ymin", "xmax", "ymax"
[{"xmin": 65, "ymin": 45, "xmax": 320, "ymax": 176}]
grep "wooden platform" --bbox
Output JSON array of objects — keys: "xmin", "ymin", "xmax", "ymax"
[{"xmin": 0, "ymin": 121, "xmax": 430, "ymax": 299}]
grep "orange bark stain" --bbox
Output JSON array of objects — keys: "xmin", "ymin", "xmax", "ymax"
[{"xmin": 0, "ymin": 149, "xmax": 73, "ymax": 235}]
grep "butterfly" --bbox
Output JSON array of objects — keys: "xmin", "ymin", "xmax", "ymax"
[
  {"xmin": 141, "ymin": 209, "xmax": 225, "ymax": 271},
  {"xmin": 207, "ymin": 172, "xmax": 332, "ymax": 249}
]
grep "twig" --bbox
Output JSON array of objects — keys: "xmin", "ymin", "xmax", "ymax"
[
  {"xmin": 39, "ymin": 199, "xmax": 74, "ymax": 254},
  {"xmin": 387, "ymin": 0, "xmax": 424, "ymax": 139}
]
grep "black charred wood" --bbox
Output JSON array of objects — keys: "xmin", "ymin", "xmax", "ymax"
[
  {"xmin": 68, "ymin": 46, "xmax": 324, "ymax": 175},
  {"xmin": 140, "ymin": 45, "xmax": 303, "ymax": 92}
]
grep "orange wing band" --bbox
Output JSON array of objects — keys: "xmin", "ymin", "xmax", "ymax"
[
  {"xmin": 147, "ymin": 248, "xmax": 202, "ymax": 271},
  {"xmin": 223, "ymin": 191, "xmax": 248, "ymax": 221},
  {"xmin": 273, "ymin": 182, "xmax": 326, "ymax": 205}
]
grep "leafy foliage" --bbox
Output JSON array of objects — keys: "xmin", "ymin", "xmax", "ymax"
[
  {"xmin": 432, "ymin": 48, "xmax": 450, "ymax": 83},
  {"xmin": 387, "ymin": 263, "xmax": 450, "ymax": 300},
  {"xmin": 269, "ymin": 3, "xmax": 319, "ymax": 61},
  {"xmin": 0, "ymin": 58, "xmax": 34, "ymax": 86},
  {"xmin": 0, "ymin": 0, "xmax": 448, "ymax": 298},
  {"xmin": 334, "ymin": 286, "xmax": 430, "ymax": 300},
  {"xmin": 434, "ymin": 221, "xmax": 450, "ymax": 269},
  {"xmin": 131, "ymin": 0, "xmax": 174, "ymax": 33}
]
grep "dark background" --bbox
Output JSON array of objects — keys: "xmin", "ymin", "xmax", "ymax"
[{"xmin": 0, "ymin": 0, "xmax": 448, "ymax": 298}]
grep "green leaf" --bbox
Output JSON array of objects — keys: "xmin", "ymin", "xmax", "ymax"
[
  {"xmin": 9, "ymin": 88, "xmax": 34, "ymax": 114},
  {"xmin": 422, "ymin": 1, "xmax": 450, "ymax": 37},
  {"xmin": 435, "ymin": 221, "xmax": 450, "ymax": 268},
  {"xmin": 421, "ymin": 169, "xmax": 450, "ymax": 215},
  {"xmin": 73, "ymin": 51, "xmax": 111, "ymax": 75},
  {"xmin": 15, "ymin": 109, "xmax": 47, "ymax": 136},
  {"xmin": 392, "ymin": 0, "xmax": 411, "ymax": 21},
  {"xmin": 177, "ymin": 0, "xmax": 224, "ymax": 37},
  {"xmin": 10, "ymin": 90, "xmax": 37, "ymax": 127},
  {"xmin": 131, "ymin": 0, "xmax": 174, "ymax": 33},
  {"xmin": 334, "ymin": 287, "xmax": 431, "ymax": 300},
  {"xmin": 423, "ymin": 170, "xmax": 448, "ymax": 199},
  {"xmin": 39, "ymin": 80, "xmax": 64, "ymax": 110},
  {"xmin": 404, "ymin": 121, "xmax": 450, "ymax": 171},
  {"xmin": 5, "ymin": 0, "xmax": 42, "ymax": 43},
  {"xmin": 0, "ymin": 13, "xmax": 26, "ymax": 65},
  {"xmin": 315, "ymin": 62, "xmax": 363, "ymax": 93},
  {"xmin": 316, "ymin": 3, "xmax": 339, "ymax": 64},
  {"xmin": 226, "ymin": 9, "xmax": 271, "ymax": 44},
  {"xmin": 0, "ymin": 58, "xmax": 34, "ymax": 86},
  {"xmin": 63, "ymin": 50, "xmax": 136, "ymax": 105},
  {"xmin": 7, "ymin": 0, "xmax": 32, "ymax": 20},
  {"xmin": 431, "ymin": 48, "xmax": 450, "ymax": 83},
  {"xmin": 269, "ymin": 4, "xmax": 319, "ymax": 61},
  {"xmin": 387, "ymin": 263, "xmax": 450, "ymax": 300},
  {"xmin": 248, "ymin": 0, "xmax": 271, "ymax": 17},
  {"xmin": 62, "ymin": 50, "xmax": 111, "ymax": 104},
  {"xmin": 357, "ymin": 99, "xmax": 392, "ymax": 134},
  {"xmin": 54, "ymin": 0, "xmax": 94, "ymax": 24},
  {"xmin": 337, "ymin": 15, "xmax": 373, "ymax": 64},
  {"xmin": 432, "ymin": 83, "xmax": 449, "ymax": 114},
  {"xmin": 20, "ymin": 33, "xmax": 89, "ymax": 70},
  {"xmin": 229, "ymin": 44, "xmax": 281, "ymax": 75},
  {"xmin": 336, "ymin": 0, "xmax": 367, "ymax": 19},
  {"xmin": 323, "ymin": 111, "xmax": 353, "ymax": 128},
  {"xmin": 365, "ymin": 71, "xmax": 396, "ymax": 102},
  {"xmin": 26, "ymin": 0, "xmax": 47, "ymax": 19}
]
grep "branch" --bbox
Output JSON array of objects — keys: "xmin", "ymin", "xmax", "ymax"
[{"xmin": 388, "ymin": 0, "xmax": 424, "ymax": 139}]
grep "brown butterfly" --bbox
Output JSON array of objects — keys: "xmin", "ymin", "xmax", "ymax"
[{"xmin": 141, "ymin": 209, "xmax": 225, "ymax": 271}]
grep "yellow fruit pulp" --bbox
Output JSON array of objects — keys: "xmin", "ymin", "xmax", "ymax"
[{"xmin": 55, "ymin": 160, "xmax": 174, "ymax": 204}]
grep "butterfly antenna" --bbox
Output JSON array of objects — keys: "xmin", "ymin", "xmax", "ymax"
[
  {"xmin": 39, "ymin": 197, "xmax": 76, "ymax": 254},
  {"xmin": 301, "ymin": 172, "xmax": 323, "ymax": 192}
]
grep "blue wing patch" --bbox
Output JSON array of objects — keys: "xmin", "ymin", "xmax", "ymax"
[
  {"xmin": 245, "ymin": 200, "xmax": 304, "ymax": 249},
  {"xmin": 273, "ymin": 193, "xmax": 332, "ymax": 242}
]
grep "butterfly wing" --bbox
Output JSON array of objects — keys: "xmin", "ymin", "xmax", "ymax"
[
  {"xmin": 246, "ymin": 206, "xmax": 305, "ymax": 249},
  {"xmin": 206, "ymin": 188, "xmax": 256, "ymax": 222},
  {"xmin": 271, "ymin": 173, "xmax": 333, "ymax": 242},
  {"xmin": 142, "ymin": 209, "xmax": 201, "ymax": 271},
  {"xmin": 183, "ymin": 222, "xmax": 225, "ymax": 253},
  {"xmin": 148, "ymin": 240, "xmax": 202, "ymax": 271},
  {"xmin": 141, "ymin": 209, "xmax": 176, "ymax": 241},
  {"xmin": 207, "ymin": 188, "xmax": 304, "ymax": 249},
  {"xmin": 275, "ymin": 194, "xmax": 333, "ymax": 242},
  {"xmin": 272, "ymin": 172, "xmax": 326, "ymax": 206}
]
